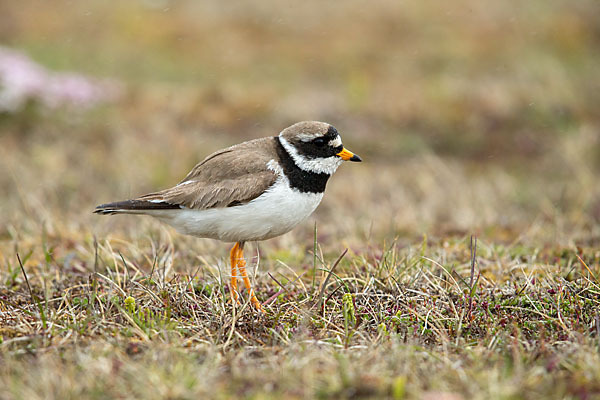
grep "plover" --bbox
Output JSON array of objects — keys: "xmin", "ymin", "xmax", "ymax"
[{"xmin": 94, "ymin": 121, "xmax": 361, "ymax": 311}]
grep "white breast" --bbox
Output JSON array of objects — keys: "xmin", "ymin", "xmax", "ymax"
[{"xmin": 150, "ymin": 177, "xmax": 324, "ymax": 242}]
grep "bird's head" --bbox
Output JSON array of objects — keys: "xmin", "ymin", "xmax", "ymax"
[{"xmin": 278, "ymin": 121, "xmax": 361, "ymax": 175}]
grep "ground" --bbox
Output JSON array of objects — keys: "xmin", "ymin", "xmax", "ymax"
[{"xmin": 1, "ymin": 1, "xmax": 600, "ymax": 399}]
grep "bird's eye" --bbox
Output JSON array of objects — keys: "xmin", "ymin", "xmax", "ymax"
[{"xmin": 313, "ymin": 137, "xmax": 326, "ymax": 146}]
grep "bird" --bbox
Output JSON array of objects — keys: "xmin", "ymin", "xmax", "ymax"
[{"xmin": 94, "ymin": 121, "xmax": 361, "ymax": 311}]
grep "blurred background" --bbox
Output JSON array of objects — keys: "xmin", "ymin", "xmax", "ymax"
[{"xmin": 0, "ymin": 0, "xmax": 599, "ymax": 261}]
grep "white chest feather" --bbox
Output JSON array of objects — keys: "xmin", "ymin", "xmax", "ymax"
[{"xmin": 152, "ymin": 177, "xmax": 324, "ymax": 242}]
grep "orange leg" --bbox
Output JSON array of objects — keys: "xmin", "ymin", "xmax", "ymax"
[
  {"xmin": 235, "ymin": 242, "xmax": 264, "ymax": 312},
  {"xmin": 229, "ymin": 243, "xmax": 240, "ymax": 304}
]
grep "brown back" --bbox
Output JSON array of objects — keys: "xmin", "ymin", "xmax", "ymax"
[{"xmin": 138, "ymin": 137, "xmax": 279, "ymax": 209}]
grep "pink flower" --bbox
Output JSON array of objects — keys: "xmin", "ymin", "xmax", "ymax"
[{"xmin": 0, "ymin": 46, "xmax": 120, "ymax": 112}]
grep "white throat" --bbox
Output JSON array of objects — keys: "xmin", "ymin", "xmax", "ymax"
[{"xmin": 278, "ymin": 136, "xmax": 343, "ymax": 175}]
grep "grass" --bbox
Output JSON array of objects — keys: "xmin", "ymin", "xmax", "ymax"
[
  {"xmin": 1, "ymin": 0, "xmax": 600, "ymax": 399},
  {"xmin": 2, "ymin": 233, "xmax": 600, "ymax": 398}
]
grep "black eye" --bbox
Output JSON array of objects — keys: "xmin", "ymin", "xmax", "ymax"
[{"xmin": 313, "ymin": 137, "xmax": 326, "ymax": 146}]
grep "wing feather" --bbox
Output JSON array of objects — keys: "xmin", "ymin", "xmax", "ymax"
[{"xmin": 137, "ymin": 137, "xmax": 279, "ymax": 210}]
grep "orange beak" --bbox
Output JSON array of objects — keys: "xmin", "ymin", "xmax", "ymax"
[{"xmin": 336, "ymin": 147, "xmax": 362, "ymax": 162}]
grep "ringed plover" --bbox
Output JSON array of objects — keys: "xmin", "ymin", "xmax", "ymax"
[{"xmin": 95, "ymin": 121, "xmax": 361, "ymax": 311}]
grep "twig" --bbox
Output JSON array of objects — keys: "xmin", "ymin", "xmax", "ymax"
[
  {"xmin": 468, "ymin": 235, "xmax": 478, "ymax": 320},
  {"xmin": 267, "ymin": 272, "xmax": 287, "ymax": 292},
  {"xmin": 263, "ymin": 272, "xmax": 307, "ymax": 306},
  {"xmin": 469, "ymin": 235, "xmax": 477, "ymax": 289},
  {"xmin": 312, "ymin": 248, "xmax": 348, "ymax": 311},
  {"xmin": 17, "ymin": 253, "xmax": 47, "ymax": 332},
  {"xmin": 17, "ymin": 253, "xmax": 34, "ymax": 302},
  {"xmin": 323, "ymin": 283, "xmax": 345, "ymax": 308},
  {"xmin": 576, "ymin": 254, "xmax": 599, "ymax": 283}
]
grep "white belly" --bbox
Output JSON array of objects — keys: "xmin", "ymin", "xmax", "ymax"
[{"xmin": 151, "ymin": 181, "xmax": 324, "ymax": 242}]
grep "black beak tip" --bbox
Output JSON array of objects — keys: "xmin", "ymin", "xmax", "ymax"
[{"xmin": 350, "ymin": 154, "xmax": 362, "ymax": 162}]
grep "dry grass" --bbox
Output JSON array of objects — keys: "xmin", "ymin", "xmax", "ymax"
[{"xmin": 1, "ymin": 0, "xmax": 600, "ymax": 399}]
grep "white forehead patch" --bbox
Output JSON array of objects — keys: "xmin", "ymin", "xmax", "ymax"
[
  {"xmin": 328, "ymin": 135, "xmax": 342, "ymax": 148},
  {"xmin": 279, "ymin": 136, "xmax": 343, "ymax": 175},
  {"xmin": 296, "ymin": 132, "xmax": 320, "ymax": 142}
]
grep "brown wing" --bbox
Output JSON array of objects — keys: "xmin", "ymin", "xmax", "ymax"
[{"xmin": 137, "ymin": 137, "xmax": 279, "ymax": 210}]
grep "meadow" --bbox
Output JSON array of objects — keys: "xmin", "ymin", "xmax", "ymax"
[{"xmin": 1, "ymin": 1, "xmax": 600, "ymax": 398}]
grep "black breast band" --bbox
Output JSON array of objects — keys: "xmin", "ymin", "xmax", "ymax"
[{"xmin": 274, "ymin": 137, "xmax": 330, "ymax": 193}]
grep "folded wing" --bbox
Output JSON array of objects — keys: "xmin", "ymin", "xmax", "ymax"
[{"xmin": 95, "ymin": 137, "xmax": 279, "ymax": 214}]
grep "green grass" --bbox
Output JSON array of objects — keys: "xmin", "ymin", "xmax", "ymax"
[{"xmin": 1, "ymin": 0, "xmax": 600, "ymax": 398}]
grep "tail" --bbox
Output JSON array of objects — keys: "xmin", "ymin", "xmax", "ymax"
[{"xmin": 94, "ymin": 199, "xmax": 181, "ymax": 215}]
